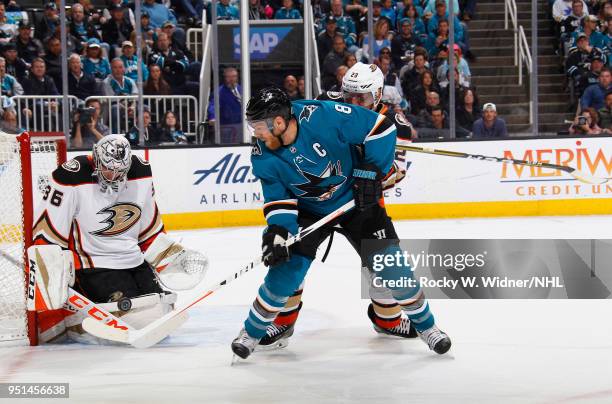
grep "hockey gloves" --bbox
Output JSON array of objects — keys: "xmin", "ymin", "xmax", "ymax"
[
  {"xmin": 353, "ymin": 163, "xmax": 383, "ymax": 210},
  {"xmin": 262, "ymin": 224, "xmax": 291, "ymax": 267}
]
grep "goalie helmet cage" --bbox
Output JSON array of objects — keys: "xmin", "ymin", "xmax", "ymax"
[{"xmin": 0, "ymin": 132, "xmax": 67, "ymax": 346}]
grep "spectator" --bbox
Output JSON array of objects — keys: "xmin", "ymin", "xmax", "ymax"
[
  {"xmin": 70, "ymin": 3, "xmax": 105, "ymax": 53},
  {"xmin": 423, "ymin": 0, "xmax": 460, "ymax": 17},
  {"xmin": 71, "ymin": 98, "xmax": 110, "ymax": 148},
  {"xmin": 67, "ymin": 53, "xmax": 98, "ymax": 101},
  {"xmin": 411, "ymin": 71, "xmax": 440, "ymax": 114},
  {"xmin": 559, "ymin": 0, "xmax": 588, "ymax": 52},
  {"xmin": 35, "ymin": 2, "xmax": 59, "ymax": 43},
  {"xmin": 380, "ymin": 0, "xmax": 397, "ymax": 27},
  {"xmin": 317, "ymin": 16, "xmax": 338, "ymax": 62},
  {"xmin": 325, "ymin": 0, "xmax": 358, "ymax": 52},
  {"xmin": 140, "ymin": 11, "xmax": 156, "ymax": 48},
  {"xmin": 1, "ymin": 43, "xmax": 27, "ymax": 83},
  {"xmin": 120, "ymin": 41, "xmax": 149, "ymax": 82},
  {"xmin": 207, "ymin": 67, "xmax": 242, "ymax": 143},
  {"xmin": 417, "ymin": 105, "xmax": 452, "ymax": 138},
  {"xmin": 22, "ymin": 58, "xmax": 59, "ymax": 96},
  {"xmin": 398, "ymin": 4, "xmax": 427, "ymax": 40},
  {"xmin": 460, "ymin": 0, "xmax": 476, "ymax": 21},
  {"xmin": 148, "ymin": 32, "xmax": 190, "ymax": 93},
  {"xmin": 401, "ymin": 50, "xmax": 430, "ymax": 94},
  {"xmin": 0, "ymin": 109, "xmax": 21, "ymax": 133},
  {"xmin": 580, "ymin": 55, "xmax": 605, "ymax": 94},
  {"xmin": 43, "ymin": 37, "xmax": 62, "ymax": 90},
  {"xmin": 161, "ymin": 21, "xmax": 191, "ymax": 60},
  {"xmin": 362, "ymin": 18, "xmax": 392, "ymax": 62},
  {"xmin": 330, "ymin": 64, "xmax": 348, "ymax": 91},
  {"xmin": 12, "ymin": 22, "xmax": 44, "ymax": 64},
  {"xmin": 103, "ymin": 57, "xmax": 138, "ymax": 96},
  {"xmin": 50, "ymin": 24, "xmax": 82, "ymax": 55},
  {"xmin": 581, "ymin": 67, "xmax": 612, "ymax": 109},
  {"xmin": 357, "ymin": 1, "xmax": 383, "ymax": 33},
  {"xmin": 397, "ymin": 0, "xmax": 424, "ymax": 18},
  {"xmin": 249, "ymin": 0, "xmax": 268, "ymax": 20},
  {"xmin": 215, "ymin": 0, "xmax": 240, "ymax": 20},
  {"xmin": 82, "ymin": 39, "xmax": 112, "ymax": 82},
  {"xmin": 553, "ymin": 0, "xmax": 587, "ymax": 23},
  {"xmin": 0, "ymin": 56, "xmax": 23, "ymax": 97},
  {"xmin": 416, "ymin": 90, "xmax": 442, "ymax": 125},
  {"xmin": 101, "ymin": 0, "xmax": 136, "ymax": 27},
  {"xmin": 472, "ymin": 102, "xmax": 508, "ymax": 138},
  {"xmin": 598, "ymin": 90, "xmax": 612, "ymax": 129},
  {"xmin": 344, "ymin": 53, "xmax": 357, "ymax": 68},
  {"xmin": 437, "ymin": 43, "xmax": 470, "ymax": 86},
  {"xmin": 171, "ymin": 0, "xmax": 205, "ymax": 26},
  {"xmin": 126, "ymin": 109, "xmax": 160, "ymax": 146},
  {"xmin": 284, "ymin": 74, "xmax": 302, "ymax": 100},
  {"xmin": 102, "ymin": 4, "xmax": 134, "ymax": 58},
  {"xmin": 570, "ymin": 15, "xmax": 607, "ymax": 50},
  {"xmin": 391, "ymin": 18, "xmax": 421, "ymax": 69},
  {"xmin": 426, "ymin": 19, "xmax": 451, "ymax": 58},
  {"xmin": 322, "ymin": 34, "xmax": 350, "ymax": 89},
  {"xmin": 159, "ymin": 110, "xmax": 188, "ymax": 143},
  {"xmin": 275, "ymin": 0, "xmax": 302, "ymax": 19},
  {"xmin": 427, "ymin": 0, "xmax": 463, "ymax": 40},
  {"xmin": 143, "ymin": 64, "xmax": 172, "ymax": 95},
  {"xmin": 379, "ymin": 54, "xmax": 403, "ymax": 97},
  {"xmin": 565, "ymin": 32, "xmax": 605, "ymax": 93},
  {"xmin": 143, "ymin": 0, "xmax": 179, "ymax": 29},
  {"xmin": 0, "ymin": 4, "xmax": 17, "ymax": 45},
  {"xmin": 569, "ymin": 107, "xmax": 603, "ymax": 134},
  {"xmin": 455, "ymin": 87, "xmax": 480, "ymax": 132}
]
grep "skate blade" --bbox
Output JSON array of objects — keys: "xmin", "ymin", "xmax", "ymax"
[
  {"xmin": 231, "ymin": 354, "xmax": 246, "ymax": 366},
  {"xmin": 255, "ymin": 338, "xmax": 290, "ymax": 352}
]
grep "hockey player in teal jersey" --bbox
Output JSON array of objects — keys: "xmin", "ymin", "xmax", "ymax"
[{"xmin": 231, "ymin": 87, "xmax": 451, "ymax": 360}]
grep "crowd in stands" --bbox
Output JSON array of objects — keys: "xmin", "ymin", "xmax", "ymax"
[
  {"xmin": 555, "ymin": 0, "xmax": 612, "ymax": 134},
  {"xmin": 0, "ymin": 0, "xmax": 201, "ymax": 147}
]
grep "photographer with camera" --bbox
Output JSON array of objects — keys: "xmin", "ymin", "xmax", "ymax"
[
  {"xmin": 71, "ymin": 99, "xmax": 110, "ymax": 148},
  {"xmin": 569, "ymin": 107, "xmax": 605, "ymax": 135}
]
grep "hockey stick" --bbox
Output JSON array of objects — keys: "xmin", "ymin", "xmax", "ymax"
[
  {"xmin": 82, "ymin": 199, "xmax": 357, "ymax": 348},
  {"xmin": 396, "ymin": 144, "xmax": 610, "ymax": 185},
  {"xmin": 0, "ymin": 249, "xmax": 132, "ymax": 332}
]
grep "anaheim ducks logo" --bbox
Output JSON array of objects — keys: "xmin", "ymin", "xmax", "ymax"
[{"xmin": 91, "ymin": 203, "xmax": 142, "ymax": 237}]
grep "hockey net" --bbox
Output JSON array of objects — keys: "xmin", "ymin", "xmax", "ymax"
[{"xmin": 0, "ymin": 132, "xmax": 66, "ymax": 346}]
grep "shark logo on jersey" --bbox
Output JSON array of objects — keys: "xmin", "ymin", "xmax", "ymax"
[
  {"xmin": 91, "ymin": 203, "xmax": 142, "ymax": 237},
  {"xmin": 299, "ymin": 105, "xmax": 318, "ymax": 123},
  {"xmin": 293, "ymin": 161, "xmax": 346, "ymax": 201}
]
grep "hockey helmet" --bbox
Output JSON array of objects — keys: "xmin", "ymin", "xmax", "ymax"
[
  {"xmin": 342, "ymin": 62, "xmax": 384, "ymax": 108},
  {"xmin": 92, "ymin": 134, "xmax": 132, "ymax": 193},
  {"xmin": 245, "ymin": 87, "xmax": 292, "ymax": 123}
]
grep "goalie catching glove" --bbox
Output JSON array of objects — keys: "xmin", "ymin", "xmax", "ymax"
[{"xmin": 144, "ymin": 233, "xmax": 209, "ymax": 290}]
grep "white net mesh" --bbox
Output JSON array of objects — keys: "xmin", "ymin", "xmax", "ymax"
[{"xmin": 0, "ymin": 133, "xmax": 63, "ymax": 345}]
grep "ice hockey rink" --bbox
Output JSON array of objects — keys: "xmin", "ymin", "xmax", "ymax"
[{"xmin": 1, "ymin": 215, "xmax": 611, "ymax": 404}]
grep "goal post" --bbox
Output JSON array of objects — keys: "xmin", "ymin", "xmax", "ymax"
[{"xmin": 0, "ymin": 131, "xmax": 67, "ymax": 346}]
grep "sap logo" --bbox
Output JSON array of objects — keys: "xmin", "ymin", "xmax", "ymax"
[
  {"xmin": 193, "ymin": 153, "xmax": 258, "ymax": 185},
  {"xmin": 233, "ymin": 27, "xmax": 292, "ymax": 60}
]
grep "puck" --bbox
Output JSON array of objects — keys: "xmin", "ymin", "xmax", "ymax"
[{"xmin": 117, "ymin": 297, "xmax": 132, "ymax": 311}]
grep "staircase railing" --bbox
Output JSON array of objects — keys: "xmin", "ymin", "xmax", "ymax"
[{"xmin": 504, "ymin": 0, "xmax": 533, "ymax": 123}]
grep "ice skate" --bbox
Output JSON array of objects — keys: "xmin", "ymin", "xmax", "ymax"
[
  {"xmin": 231, "ymin": 328, "xmax": 260, "ymax": 360},
  {"xmin": 418, "ymin": 325, "xmax": 452, "ymax": 354},
  {"xmin": 367, "ymin": 304, "xmax": 418, "ymax": 338},
  {"xmin": 257, "ymin": 323, "xmax": 294, "ymax": 351}
]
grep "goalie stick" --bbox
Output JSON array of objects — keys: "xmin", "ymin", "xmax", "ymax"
[
  {"xmin": 396, "ymin": 144, "xmax": 610, "ymax": 185},
  {"xmin": 82, "ymin": 199, "xmax": 357, "ymax": 348}
]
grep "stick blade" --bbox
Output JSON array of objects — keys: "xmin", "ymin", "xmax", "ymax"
[
  {"xmin": 82, "ymin": 317, "xmax": 130, "ymax": 344},
  {"xmin": 571, "ymin": 169, "xmax": 609, "ymax": 185},
  {"xmin": 130, "ymin": 311, "xmax": 189, "ymax": 349}
]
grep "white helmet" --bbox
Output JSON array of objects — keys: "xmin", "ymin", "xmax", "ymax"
[
  {"xmin": 93, "ymin": 134, "xmax": 132, "ymax": 193},
  {"xmin": 341, "ymin": 62, "xmax": 384, "ymax": 109}
]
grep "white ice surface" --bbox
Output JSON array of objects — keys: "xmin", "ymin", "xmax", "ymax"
[{"xmin": 1, "ymin": 216, "xmax": 612, "ymax": 404}]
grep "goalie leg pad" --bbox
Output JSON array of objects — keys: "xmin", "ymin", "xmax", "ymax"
[{"xmin": 26, "ymin": 245, "xmax": 75, "ymax": 311}]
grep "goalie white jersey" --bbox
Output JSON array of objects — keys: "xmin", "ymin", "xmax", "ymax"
[{"xmin": 32, "ymin": 154, "xmax": 164, "ymax": 270}]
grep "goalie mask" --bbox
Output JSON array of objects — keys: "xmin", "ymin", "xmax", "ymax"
[
  {"xmin": 92, "ymin": 135, "xmax": 132, "ymax": 193},
  {"xmin": 342, "ymin": 62, "xmax": 384, "ymax": 109}
]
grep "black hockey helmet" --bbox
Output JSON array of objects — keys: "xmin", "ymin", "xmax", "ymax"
[{"xmin": 246, "ymin": 87, "xmax": 292, "ymax": 123}]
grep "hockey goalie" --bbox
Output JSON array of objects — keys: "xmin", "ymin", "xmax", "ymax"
[{"xmin": 28, "ymin": 135, "xmax": 208, "ymax": 344}]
